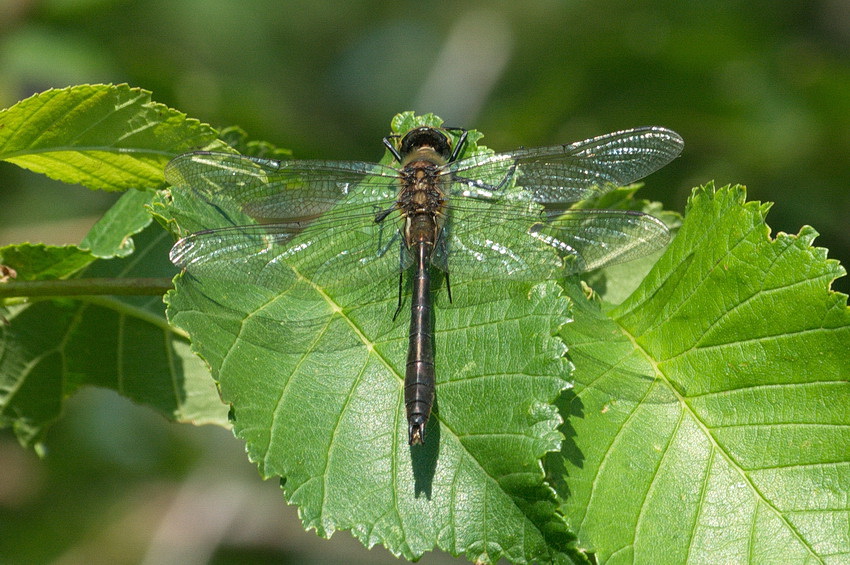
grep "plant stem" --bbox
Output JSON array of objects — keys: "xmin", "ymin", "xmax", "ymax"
[{"xmin": 0, "ymin": 277, "xmax": 174, "ymax": 298}]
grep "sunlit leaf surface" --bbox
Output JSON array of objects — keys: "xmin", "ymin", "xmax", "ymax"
[
  {"xmin": 558, "ymin": 185, "xmax": 850, "ymax": 564},
  {"xmin": 0, "ymin": 84, "xmax": 222, "ymax": 191}
]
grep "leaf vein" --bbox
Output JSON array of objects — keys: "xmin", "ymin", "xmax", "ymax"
[
  {"xmin": 683, "ymin": 271, "xmax": 833, "ymax": 354},
  {"xmin": 629, "ymin": 218, "xmax": 763, "ymax": 337},
  {"xmin": 633, "ymin": 407, "xmax": 685, "ymax": 555},
  {"xmin": 686, "ymin": 380, "xmax": 849, "ymax": 399},
  {"xmin": 668, "ymin": 325, "xmax": 845, "ymax": 361},
  {"xmin": 620, "ymin": 318, "xmax": 827, "ymax": 562}
]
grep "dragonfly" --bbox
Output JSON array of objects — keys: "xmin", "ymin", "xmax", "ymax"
[{"xmin": 166, "ymin": 124, "xmax": 684, "ymax": 445}]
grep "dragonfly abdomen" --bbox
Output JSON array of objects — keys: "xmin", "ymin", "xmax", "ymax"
[{"xmin": 405, "ymin": 237, "xmax": 436, "ymax": 445}]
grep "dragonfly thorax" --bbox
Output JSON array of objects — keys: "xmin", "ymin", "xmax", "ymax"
[{"xmin": 398, "ymin": 162, "xmax": 448, "ymax": 219}]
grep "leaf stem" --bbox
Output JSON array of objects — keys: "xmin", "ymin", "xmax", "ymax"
[{"xmin": 0, "ymin": 277, "xmax": 174, "ymax": 298}]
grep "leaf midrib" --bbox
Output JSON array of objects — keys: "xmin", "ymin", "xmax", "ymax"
[{"xmin": 3, "ymin": 145, "xmax": 177, "ymax": 160}]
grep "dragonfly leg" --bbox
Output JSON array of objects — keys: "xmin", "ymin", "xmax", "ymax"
[
  {"xmin": 392, "ymin": 271, "xmax": 404, "ymax": 321},
  {"xmin": 493, "ymin": 162, "xmax": 518, "ymax": 191},
  {"xmin": 444, "ymin": 127, "xmax": 468, "ymax": 162},
  {"xmin": 375, "ymin": 206, "xmax": 396, "ymax": 223},
  {"xmin": 382, "ymin": 134, "xmax": 403, "ymax": 162}
]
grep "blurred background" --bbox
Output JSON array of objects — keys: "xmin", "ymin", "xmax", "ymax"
[{"xmin": 1, "ymin": 0, "xmax": 848, "ymax": 563}]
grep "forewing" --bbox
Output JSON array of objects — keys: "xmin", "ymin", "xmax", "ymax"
[
  {"xmin": 448, "ymin": 127, "xmax": 683, "ymax": 204},
  {"xmin": 165, "ymin": 151, "xmax": 401, "ymax": 221},
  {"xmin": 438, "ymin": 203, "xmax": 670, "ymax": 280}
]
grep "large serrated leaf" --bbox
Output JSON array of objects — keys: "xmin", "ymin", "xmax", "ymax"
[
  {"xmin": 168, "ymin": 274, "xmax": 576, "ymax": 563},
  {"xmin": 161, "ymin": 114, "xmax": 580, "ymax": 563},
  {"xmin": 557, "ymin": 184, "xmax": 850, "ymax": 563},
  {"xmin": 0, "ymin": 84, "xmax": 222, "ymax": 191}
]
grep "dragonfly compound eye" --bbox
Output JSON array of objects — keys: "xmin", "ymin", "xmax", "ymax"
[{"xmin": 400, "ymin": 127, "xmax": 452, "ymax": 160}]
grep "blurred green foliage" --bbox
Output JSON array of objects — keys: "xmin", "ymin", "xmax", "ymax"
[{"xmin": 1, "ymin": 1, "xmax": 848, "ymax": 563}]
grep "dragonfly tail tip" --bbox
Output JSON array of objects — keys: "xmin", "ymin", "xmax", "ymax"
[{"xmin": 408, "ymin": 422, "xmax": 426, "ymax": 445}]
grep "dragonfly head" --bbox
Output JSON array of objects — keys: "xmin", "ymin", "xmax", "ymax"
[{"xmin": 399, "ymin": 127, "xmax": 452, "ymax": 162}]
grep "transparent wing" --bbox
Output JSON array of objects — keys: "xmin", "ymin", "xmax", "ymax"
[
  {"xmin": 170, "ymin": 203, "xmax": 413, "ymax": 289},
  {"xmin": 448, "ymin": 126, "xmax": 684, "ymax": 204},
  {"xmin": 436, "ymin": 202, "xmax": 670, "ymax": 280},
  {"xmin": 165, "ymin": 151, "xmax": 402, "ymax": 221}
]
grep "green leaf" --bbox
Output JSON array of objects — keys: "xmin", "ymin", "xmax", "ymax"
[
  {"xmin": 0, "ymin": 190, "xmax": 228, "ymax": 449},
  {"xmin": 557, "ymin": 184, "xmax": 850, "ymax": 563},
  {"xmin": 0, "ymin": 84, "xmax": 256, "ymax": 449},
  {"xmin": 81, "ymin": 187, "xmax": 156, "ymax": 258},
  {"xmin": 0, "ymin": 244, "xmax": 94, "ymax": 282},
  {"xmin": 0, "ymin": 189, "xmax": 160, "ymax": 291},
  {"xmin": 161, "ymin": 116, "xmax": 579, "ymax": 563},
  {"xmin": 0, "ymin": 84, "xmax": 222, "ymax": 191},
  {"xmin": 0, "ymin": 189, "xmax": 157, "ymax": 292}
]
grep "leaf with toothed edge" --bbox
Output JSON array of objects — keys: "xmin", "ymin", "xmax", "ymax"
[
  {"xmin": 0, "ymin": 83, "xmax": 223, "ymax": 191},
  {"xmin": 160, "ymin": 112, "xmax": 582, "ymax": 563},
  {"xmin": 555, "ymin": 184, "xmax": 850, "ymax": 564}
]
